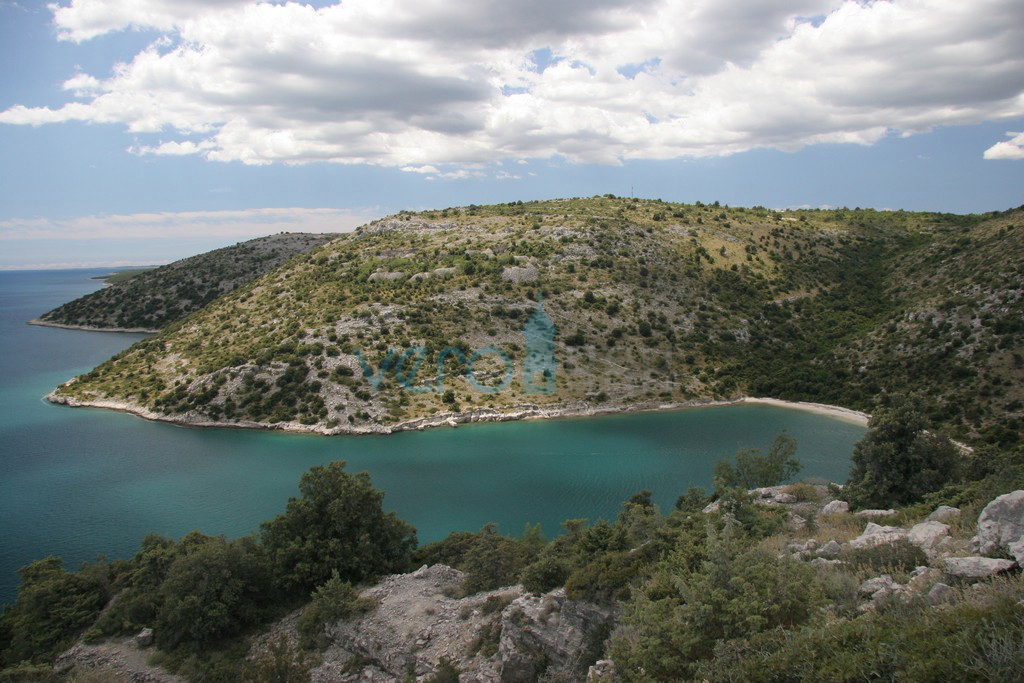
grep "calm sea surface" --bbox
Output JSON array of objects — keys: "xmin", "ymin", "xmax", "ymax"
[{"xmin": 0, "ymin": 270, "xmax": 866, "ymax": 603}]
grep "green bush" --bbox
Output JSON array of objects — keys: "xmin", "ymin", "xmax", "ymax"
[
  {"xmin": 261, "ymin": 461, "xmax": 417, "ymax": 595},
  {"xmin": 296, "ymin": 571, "xmax": 375, "ymax": 649},
  {"xmin": 714, "ymin": 431, "xmax": 801, "ymax": 492},
  {"xmin": 0, "ymin": 557, "xmax": 110, "ymax": 666},
  {"xmin": 415, "ymin": 525, "xmax": 539, "ymax": 596},
  {"xmin": 693, "ymin": 576, "xmax": 1024, "ymax": 682},
  {"xmin": 845, "ymin": 397, "xmax": 961, "ymax": 508},
  {"xmin": 610, "ymin": 523, "xmax": 820, "ymax": 681},
  {"xmin": 154, "ymin": 534, "xmax": 274, "ymax": 651}
]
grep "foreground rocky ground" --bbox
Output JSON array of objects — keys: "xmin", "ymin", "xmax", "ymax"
[{"xmin": 55, "ymin": 487, "xmax": 1024, "ymax": 682}]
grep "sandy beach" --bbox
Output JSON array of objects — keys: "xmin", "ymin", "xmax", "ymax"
[
  {"xmin": 739, "ymin": 397, "xmax": 870, "ymax": 426},
  {"xmin": 47, "ymin": 388, "xmax": 871, "ymax": 435}
]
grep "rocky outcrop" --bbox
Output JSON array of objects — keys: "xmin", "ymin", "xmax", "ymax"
[
  {"xmin": 821, "ymin": 500, "xmax": 849, "ymax": 515},
  {"xmin": 498, "ymin": 589, "xmax": 616, "ymax": 683},
  {"xmin": 972, "ymin": 490, "xmax": 1024, "ymax": 560},
  {"xmin": 907, "ymin": 521, "xmax": 951, "ymax": 557},
  {"xmin": 55, "ymin": 639, "xmax": 184, "ymax": 683},
  {"xmin": 848, "ymin": 522, "xmax": 908, "ymax": 549},
  {"xmin": 306, "ymin": 564, "xmax": 614, "ymax": 682}
]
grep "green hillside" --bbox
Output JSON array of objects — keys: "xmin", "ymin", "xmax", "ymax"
[
  {"xmin": 50, "ymin": 198, "xmax": 1023, "ymax": 445},
  {"xmin": 33, "ymin": 232, "xmax": 339, "ymax": 331}
]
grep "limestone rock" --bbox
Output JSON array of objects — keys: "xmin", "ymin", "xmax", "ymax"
[
  {"xmin": 135, "ymin": 627, "xmax": 154, "ymax": 648},
  {"xmin": 973, "ymin": 490, "xmax": 1024, "ymax": 557},
  {"xmin": 501, "ymin": 265, "xmax": 538, "ymax": 283},
  {"xmin": 927, "ymin": 582, "xmax": 957, "ymax": 606},
  {"xmin": 367, "ymin": 270, "xmax": 406, "ymax": 282},
  {"xmin": 304, "ymin": 564, "xmax": 614, "ymax": 683},
  {"xmin": 943, "ymin": 556, "xmax": 1017, "ymax": 579},
  {"xmin": 855, "ymin": 509, "xmax": 897, "ymax": 518},
  {"xmin": 848, "ymin": 522, "xmax": 908, "ymax": 549},
  {"xmin": 1009, "ymin": 539, "xmax": 1024, "ymax": 565},
  {"xmin": 498, "ymin": 589, "xmax": 616, "ymax": 683},
  {"xmin": 588, "ymin": 659, "xmax": 616, "ymax": 680},
  {"xmin": 817, "ymin": 540, "xmax": 842, "ymax": 559},
  {"xmin": 928, "ymin": 505, "xmax": 961, "ymax": 523},
  {"xmin": 810, "ymin": 557, "xmax": 842, "ymax": 568},
  {"xmin": 907, "ymin": 521, "xmax": 951, "ymax": 556},
  {"xmin": 821, "ymin": 500, "xmax": 849, "ymax": 515}
]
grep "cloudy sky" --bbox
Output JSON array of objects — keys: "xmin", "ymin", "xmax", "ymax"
[{"xmin": 1, "ymin": 0, "xmax": 1022, "ymax": 268}]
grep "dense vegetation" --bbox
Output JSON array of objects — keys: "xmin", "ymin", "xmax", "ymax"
[
  {"xmin": 51, "ymin": 198, "xmax": 1022, "ymax": 447},
  {"xmin": 35, "ymin": 233, "xmax": 337, "ymax": 331},
  {"xmin": 2, "ymin": 417, "xmax": 1023, "ymax": 682}
]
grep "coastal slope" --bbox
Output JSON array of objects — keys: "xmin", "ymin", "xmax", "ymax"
[
  {"xmin": 48, "ymin": 198, "xmax": 1023, "ymax": 443},
  {"xmin": 32, "ymin": 232, "xmax": 339, "ymax": 332}
]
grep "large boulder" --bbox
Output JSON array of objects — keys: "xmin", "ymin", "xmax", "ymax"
[
  {"xmin": 943, "ymin": 557, "xmax": 1017, "ymax": 580},
  {"xmin": 821, "ymin": 500, "xmax": 849, "ymax": 515},
  {"xmin": 928, "ymin": 505, "xmax": 961, "ymax": 523},
  {"xmin": 907, "ymin": 521, "xmax": 951, "ymax": 556},
  {"xmin": 498, "ymin": 589, "xmax": 616, "ymax": 683},
  {"xmin": 973, "ymin": 490, "xmax": 1024, "ymax": 557},
  {"xmin": 848, "ymin": 522, "xmax": 908, "ymax": 549}
]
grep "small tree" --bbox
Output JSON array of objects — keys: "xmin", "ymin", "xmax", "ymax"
[
  {"xmin": 714, "ymin": 431, "xmax": 801, "ymax": 492},
  {"xmin": 844, "ymin": 397, "xmax": 960, "ymax": 508},
  {"xmin": 261, "ymin": 461, "xmax": 417, "ymax": 595}
]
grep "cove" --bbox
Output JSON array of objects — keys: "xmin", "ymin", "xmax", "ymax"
[{"xmin": 0, "ymin": 270, "xmax": 866, "ymax": 603}]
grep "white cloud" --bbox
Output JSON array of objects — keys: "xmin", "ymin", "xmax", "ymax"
[
  {"xmin": 3, "ymin": 0, "xmax": 1022, "ymax": 165},
  {"xmin": 0, "ymin": 207, "xmax": 379, "ymax": 241},
  {"xmin": 984, "ymin": 131, "xmax": 1024, "ymax": 159}
]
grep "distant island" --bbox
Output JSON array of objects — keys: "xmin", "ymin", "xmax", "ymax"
[{"xmin": 44, "ymin": 198, "xmax": 1022, "ymax": 447}]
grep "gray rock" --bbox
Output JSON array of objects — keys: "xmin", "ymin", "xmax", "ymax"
[
  {"xmin": 908, "ymin": 521, "xmax": 951, "ymax": 555},
  {"xmin": 849, "ymin": 522, "xmax": 908, "ymax": 549},
  {"xmin": 943, "ymin": 556, "xmax": 1017, "ymax": 579},
  {"xmin": 501, "ymin": 265, "xmax": 538, "ymax": 283},
  {"xmin": 499, "ymin": 589, "xmax": 616, "ymax": 683},
  {"xmin": 855, "ymin": 508, "xmax": 897, "ymax": 518},
  {"xmin": 810, "ymin": 557, "xmax": 842, "ymax": 568},
  {"xmin": 927, "ymin": 582, "xmax": 957, "ymax": 605},
  {"xmin": 817, "ymin": 540, "xmax": 842, "ymax": 559},
  {"xmin": 367, "ymin": 270, "xmax": 406, "ymax": 282},
  {"xmin": 859, "ymin": 574, "xmax": 898, "ymax": 596},
  {"xmin": 135, "ymin": 627, "xmax": 154, "ymax": 648},
  {"xmin": 821, "ymin": 500, "xmax": 849, "ymax": 515},
  {"xmin": 928, "ymin": 505, "xmax": 961, "ymax": 523},
  {"xmin": 973, "ymin": 490, "xmax": 1024, "ymax": 557},
  {"xmin": 1009, "ymin": 539, "xmax": 1024, "ymax": 565},
  {"xmin": 588, "ymin": 659, "xmax": 617, "ymax": 680}
]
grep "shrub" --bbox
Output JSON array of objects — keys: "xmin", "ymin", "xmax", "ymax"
[
  {"xmin": 0, "ymin": 557, "xmax": 110, "ymax": 666},
  {"xmin": 261, "ymin": 461, "xmax": 417, "ymax": 595},
  {"xmin": 154, "ymin": 535, "xmax": 273, "ymax": 651},
  {"xmin": 610, "ymin": 523, "xmax": 820, "ymax": 680},
  {"xmin": 714, "ymin": 431, "xmax": 801, "ymax": 492},
  {"xmin": 839, "ymin": 539, "xmax": 928, "ymax": 573},
  {"xmin": 844, "ymin": 397, "xmax": 961, "ymax": 508},
  {"xmin": 296, "ymin": 571, "xmax": 375, "ymax": 649}
]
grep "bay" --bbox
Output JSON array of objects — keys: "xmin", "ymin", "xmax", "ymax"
[{"xmin": 0, "ymin": 270, "xmax": 866, "ymax": 603}]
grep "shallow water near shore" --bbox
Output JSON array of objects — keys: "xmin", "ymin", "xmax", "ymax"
[{"xmin": 0, "ymin": 270, "xmax": 866, "ymax": 603}]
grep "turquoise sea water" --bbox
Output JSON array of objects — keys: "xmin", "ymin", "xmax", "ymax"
[{"xmin": 0, "ymin": 270, "xmax": 866, "ymax": 604}]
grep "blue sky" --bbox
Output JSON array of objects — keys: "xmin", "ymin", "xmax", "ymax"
[{"xmin": 1, "ymin": 0, "xmax": 1022, "ymax": 269}]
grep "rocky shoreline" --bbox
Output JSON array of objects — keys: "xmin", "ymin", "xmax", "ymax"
[
  {"xmin": 28, "ymin": 318, "xmax": 160, "ymax": 334},
  {"xmin": 45, "ymin": 388, "xmax": 870, "ymax": 436}
]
